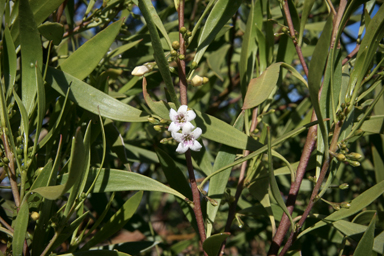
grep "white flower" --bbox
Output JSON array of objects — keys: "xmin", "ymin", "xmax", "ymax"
[
  {"xmin": 172, "ymin": 122, "xmax": 202, "ymax": 154},
  {"xmin": 131, "ymin": 64, "xmax": 151, "ymax": 76},
  {"xmin": 168, "ymin": 105, "xmax": 196, "ymax": 133}
]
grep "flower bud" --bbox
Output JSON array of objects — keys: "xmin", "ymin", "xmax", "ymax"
[
  {"xmin": 148, "ymin": 117, "xmax": 157, "ymax": 124},
  {"xmin": 180, "ymin": 27, "xmax": 187, "ymax": 34},
  {"xmin": 191, "ymin": 61, "xmax": 198, "ymax": 70},
  {"xmin": 2, "ymin": 157, "xmax": 9, "ymax": 164},
  {"xmin": 170, "ymin": 50, "xmax": 177, "ymax": 56},
  {"xmin": 187, "ymin": 31, "xmax": 192, "ymax": 37},
  {"xmin": 31, "ymin": 212, "xmax": 40, "ymax": 221},
  {"xmin": 347, "ymin": 152, "xmax": 363, "ymax": 161},
  {"xmin": 336, "ymin": 153, "xmax": 346, "ymax": 162},
  {"xmin": 172, "ymin": 41, "xmax": 180, "ymax": 50},
  {"xmin": 349, "ymin": 160, "xmax": 360, "ymax": 167},
  {"xmin": 191, "ymin": 75, "xmax": 203, "ymax": 87},
  {"xmin": 338, "ymin": 183, "xmax": 349, "ymax": 189},
  {"xmin": 354, "ymin": 129, "xmax": 363, "ymax": 136},
  {"xmin": 340, "ymin": 202, "xmax": 351, "ymax": 209},
  {"xmin": 203, "ymin": 77, "xmax": 209, "ymax": 84},
  {"xmin": 160, "ymin": 119, "xmax": 168, "ymax": 124},
  {"xmin": 332, "ymin": 204, "xmax": 341, "ymax": 211},
  {"xmin": 178, "ymin": 54, "xmax": 185, "ymax": 60},
  {"xmin": 153, "ymin": 125, "xmax": 163, "ymax": 132},
  {"xmin": 131, "ymin": 65, "xmax": 150, "ymax": 76}
]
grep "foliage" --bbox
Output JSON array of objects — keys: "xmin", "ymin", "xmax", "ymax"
[{"xmin": 0, "ymin": 0, "xmax": 383, "ymax": 255}]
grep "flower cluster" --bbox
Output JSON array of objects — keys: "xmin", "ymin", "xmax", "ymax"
[{"xmin": 169, "ymin": 105, "xmax": 202, "ymax": 154}]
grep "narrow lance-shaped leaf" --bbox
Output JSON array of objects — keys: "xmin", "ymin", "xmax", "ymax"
[
  {"xmin": 45, "ymin": 67, "xmax": 148, "ymax": 122},
  {"xmin": 12, "ymin": 200, "xmax": 29, "ymax": 256},
  {"xmin": 59, "ymin": 20, "xmax": 123, "ymax": 80},
  {"xmin": 138, "ymin": 0, "xmax": 179, "ymax": 108},
  {"xmin": 19, "ymin": 0, "xmax": 43, "ymax": 115}
]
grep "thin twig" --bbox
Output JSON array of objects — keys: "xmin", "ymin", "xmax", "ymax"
[
  {"xmin": 220, "ymin": 108, "xmax": 258, "ymax": 255},
  {"xmin": 278, "ymin": 121, "xmax": 343, "ymax": 255},
  {"xmin": 268, "ymin": 111, "xmax": 317, "ymax": 256},
  {"xmin": 177, "ymin": 1, "xmax": 207, "ymax": 254},
  {"xmin": 283, "ymin": 0, "xmax": 308, "ymax": 77}
]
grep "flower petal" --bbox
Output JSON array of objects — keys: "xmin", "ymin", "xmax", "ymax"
[
  {"xmin": 186, "ymin": 110, "xmax": 196, "ymax": 121},
  {"xmin": 178, "ymin": 105, "xmax": 188, "ymax": 114},
  {"xmin": 176, "ymin": 142, "xmax": 188, "ymax": 154},
  {"xmin": 190, "ymin": 140, "xmax": 202, "ymax": 152},
  {"xmin": 191, "ymin": 127, "xmax": 202, "ymax": 139},
  {"xmin": 182, "ymin": 122, "xmax": 195, "ymax": 134},
  {"xmin": 169, "ymin": 108, "xmax": 177, "ymax": 121},
  {"xmin": 168, "ymin": 122, "xmax": 180, "ymax": 133},
  {"xmin": 171, "ymin": 132, "xmax": 183, "ymax": 142}
]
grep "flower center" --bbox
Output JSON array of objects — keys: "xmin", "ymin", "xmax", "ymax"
[
  {"xmin": 176, "ymin": 114, "xmax": 186, "ymax": 124},
  {"xmin": 183, "ymin": 134, "xmax": 194, "ymax": 146}
]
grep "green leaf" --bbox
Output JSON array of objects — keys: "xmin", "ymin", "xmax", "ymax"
[
  {"xmin": 243, "ymin": 63, "xmax": 282, "ymax": 109},
  {"xmin": 60, "ymin": 168, "xmax": 188, "ymax": 201},
  {"xmin": 373, "ymin": 231, "xmax": 384, "ymax": 254},
  {"xmin": 298, "ymin": 0, "xmax": 316, "ymax": 46},
  {"xmin": 202, "ymin": 232, "xmax": 231, "ymax": 256},
  {"xmin": 207, "ymin": 44, "xmax": 231, "ymax": 81},
  {"xmin": 33, "ymin": 64, "xmax": 46, "ymax": 155},
  {"xmin": 13, "ymin": 91, "xmax": 29, "ymax": 160},
  {"xmin": 360, "ymin": 116, "xmax": 384, "ymax": 134},
  {"xmin": 32, "ymin": 128, "xmax": 86, "ymax": 200},
  {"xmin": 267, "ymin": 127, "xmax": 295, "ymax": 232},
  {"xmin": 45, "ymin": 66, "xmax": 148, "ymax": 122},
  {"xmin": 347, "ymin": 3, "xmax": 384, "ymax": 104},
  {"xmin": 12, "ymin": 200, "xmax": 29, "ymax": 256},
  {"xmin": 206, "ymin": 113, "xmax": 243, "ymax": 237},
  {"xmin": 51, "ymin": 211, "xmax": 88, "ymax": 250},
  {"xmin": 192, "ymin": 0, "xmax": 242, "ymax": 65},
  {"xmin": 81, "ymin": 191, "xmax": 143, "ymax": 250},
  {"xmin": 138, "ymin": 0, "xmax": 179, "ymax": 108},
  {"xmin": 142, "ymin": 0, "xmax": 172, "ymax": 50},
  {"xmin": 353, "ymin": 214, "xmax": 376, "ymax": 256},
  {"xmin": 64, "ymin": 123, "xmax": 91, "ymax": 217},
  {"xmin": 38, "ymin": 21, "xmax": 64, "ymax": 45},
  {"xmin": 299, "ymin": 179, "xmax": 384, "ymax": 238},
  {"xmin": 2, "ymin": 26, "xmax": 17, "ymax": 96},
  {"xmin": 372, "ymin": 143, "xmax": 384, "ymax": 183},
  {"xmin": 239, "ymin": 0, "xmax": 258, "ymax": 98},
  {"xmin": 108, "ymin": 39, "xmax": 143, "ymax": 59},
  {"xmin": 59, "ymin": 20, "xmax": 122, "ymax": 80},
  {"xmin": 19, "ymin": 0, "xmax": 43, "ymax": 115}
]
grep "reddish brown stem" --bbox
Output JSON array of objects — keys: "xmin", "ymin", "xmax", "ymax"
[
  {"xmin": 268, "ymin": 111, "xmax": 317, "ymax": 256},
  {"xmin": 177, "ymin": 1, "xmax": 207, "ymax": 254},
  {"xmin": 283, "ymin": 0, "xmax": 308, "ymax": 77},
  {"xmin": 220, "ymin": 108, "xmax": 258, "ymax": 255}
]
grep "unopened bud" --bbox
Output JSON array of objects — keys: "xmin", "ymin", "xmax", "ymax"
[
  {"xmin": 336, "ymin": 153, "xmax": 346, "ymax": 162},
  {"xmin": 186, "ymin": 31, "xmax": 192, "ymax": 37},
  {"xmin": 31, "ymin": 211, "xmax": 40, "ymax": 221},
  {"xmin": 160, "ymin": 119, "xmax": 168, "ymax": 124},
  {"xmin": 190, "ymin": 75, "xmax": 208, "ymax": 87},
  {"xmin": 131, "ymin": 64, "xmax": 150, "ymax": 76},
  {"xmin": 340, "ymin": 202, "xmax": 351, "ymax": 209},
  {"xmin": 332, "ymin": 204, "xmax": 341, "ymax": 211},
  {"xmin": 2, "ymin": 157, "xmax": 9, "ymax": 164},
  {"xmin": 349, "ymin": 160, "xmax": 360, "ymax": 167},
  {"xmin": 191, "ymin": 61, "xmax": 198, "ymax": 69},
  {"xmin": 202, "ymin": 77, "xmax": 209, "ymax": 84},
  {"xmin": 172, "ymin": 41, "xmax": 180, "ymax": 50},
  {"xmin": 153, "ymin": 125, "xmax": 163, "ymax": 131},
  {"xmin": 148, "ymin": 117, "xmax": 157, "ymax": 124},
  {"xmin": 180, "ymin": 27, "xmax": 187, "ymax": 34},
  {"xmin": 178, "ymin": 54, "xmax": 185, "ymax": 60},
  {"xmin": 338, "ymin": 183, "xmax": 349, "ymax": 189},
  {"xmin": 170, "ymin": 50, "xmax": 177, "ymax": 56},
  {"xmin": 347, "ymin": 152, "xmax": 363, "ymax": 161},
  {"xmin": 354, "ymin": 129, "xmax": 363, "ymax": 136}
]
